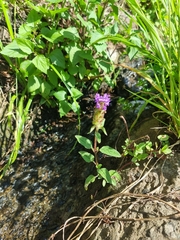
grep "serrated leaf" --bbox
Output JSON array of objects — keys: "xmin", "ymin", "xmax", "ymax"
[
  {"xmin": 75, "ymin": 135, "xmax": 93, "ymax": 149},
  {"xmin": 49, "ymin": 49, "xmax": 65, "ymax": 68},
  {"xmin": 32, "ymin": 55, "xmax": 50, "ymax": 74},
  {"xmin": 79, "ymin": 151, "xmax": 94, "ymax": 163},
  {"xmin": 100, "ymin": 146, "xmax": 121, "ymax": 158},
  {"xmin": 84, "ymin": 175, "xmax": 96, "ymax": 190}
]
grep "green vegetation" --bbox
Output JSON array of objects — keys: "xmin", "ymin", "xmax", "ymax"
[
  {"xmin": 0, "ymin": 0, "xmax": 179, "ymax": 183},
  {"xmin": 0, "ymin": 0, "xmax": 118, "ymax": 178},
  {"xmin": 96, "ymin": 0, "xmax": 180, "ymax": 137}
]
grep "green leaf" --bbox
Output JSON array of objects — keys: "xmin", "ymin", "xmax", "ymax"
[
  {"xmin": 27, "ymin": 9, "xmax": 42, "ymax": 26},
  {"xmin": 16, "ymin": 38, "xmax": 34, "ymax": 54},
  {"xmin": 109, "ymin": 170, "xmax": 121, "ymax": 185},
  {"xmin": 18, "ymin": 24, "xmax": 33, "ymax": 37},
  {"xmin": 61, "ymin": 27, "xmax": 80, "ymax": 41},
  {"xmin": 41, "ymin": 27, "xmax": 62, "ymax": 43},
  {"xmin": 69, "ymin": 46, "xmax": 81, "ymax": 65},
  {"xmin": 95, "ymin": 131, "xmax": 101, "ymax": 144},
  {"xmin": 1, "ymin": 40, "xmax": 28, "ymax": 58},
  {"xmin": 53, "ymin": 89, "xmax": 67, "ymax": 101},
  {"xmin": 75, "ymin": 135, "xmax": 93, "ymax": 149},
  {"xmin": 161, "ymin": 145, "xmax": 172, "ymax": 155},
  {"xmin": 100, "ymin": 146, "xmax": 121, "ymax": 157},
  {"xmin": 97, "ymin": 168, "xmax": 112, "ymax": 184},
  {"xmin": 84, "ymin": 175, "xmax": 96, "ymax": 190},
  {"xmin": 79, "ymin": 151, "xmax": 94, "ymax": 163},
  {"xmin": 59, "ymin": 101, "xmax": 71, "ymax": 117},
  {"xmin": 79, "ymin": 62, "xmax": 86, "ymax": 79},
  {"xmin": 71, "ymin": 101, "xmax": 80, "ymax": 113},
  {"xmin": 49, "ymin": 49, "xmax": 65, "ymax": 68},
  {"xmin": 20, "ymin": 60, "xmax": 37, "ymax": 77},
  {"xmin": 47, "ymin": 70, "xmax": 58, "ymax": 87},
  {"xmin": 71, "ymin": 87, "xmax": 83, "ymax": 99},
  {"xmin": 32, "ymin": 55, "xmax": 50, "ymax": 74},
  {"xmin": 40, "ymin": 81, "xmax": 52, "ymax": 98},
  {"xmin": 46, "ymin": 0, "xmax": 63, "ymax": 3},
  {"xmin": 27, "ymin": 75, "xmax": 42, "ymax": 93}
]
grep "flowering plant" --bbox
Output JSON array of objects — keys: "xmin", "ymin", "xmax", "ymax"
[{"xmin": 76, "ymin": 93, "xmax": 121, "ymax": 190}]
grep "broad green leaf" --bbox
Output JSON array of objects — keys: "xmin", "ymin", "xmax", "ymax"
[
  {"xmin": 20, "ymin": 60, "xmax": 37, "ymax": 77},
  {"xmin": 69, "ymin": 46, "xmax": 81, "ymax": 65},
  {"xmin": 59, "ymin": 101, "xmax": 71, "ymax": 117},
  {"xmin": 97, "ymin": 60, "xmax": 112, "ymax": 73},
  {"xmin": 27, "ymin": 9, "xmax": 42, "ymax": 26},
  {"xmin": 47, "ymin": 70, "xmax": 58, "ymax": 87},
  {"xmin": 95, "ymin": 43, "xmax": 107, "ymax": 53},
  {"xmin": 49, "ymin": 49, "xmax": 65, "ymax": 68},
  {"xmin": 40, "ymin": 81, "xmax": 52, "ymax": 98},
  {"xmin": 100, "ymin": 146, "xmax": 121, "ymax": 158},
  {"xmin": 71, "ymin": 87, "xmax": 83, "ymax": 99},
  {"xmin": 1, "ymin": 40, "xmax": 28, "ymax": 58},
  {"xmin": 79, "ymin": 63, "xmax": 86, "ymax": 79},
  {"xmin": 97, "ymin": 168, "xmax": 112, "ymax": 184},
  {"xmin": 67, "ymin": 75, "xmax": 75, "ymax": 87},
  {"xmin": 53, "ymin": 89, "xmax": 67, "ymax": 101},
  {"xmin": 75, "ymin": 135, "xmax": 93, "ymax": 149},
  {"xmin": 84, "ymin": 175, "xmax": 96, "ymax": 190},
  {"xmin": 161, "ymin": 145, "xmax": 172, "ymax": 155},
  {"xmin": 32, "ymin": 55, "xmax": 50, "ymax": 74},
  {"xmin": 18, "ymin": 24, "xmax": 33, "ymax": 36},
  {"xmin": 16, "ymin": 38, "xmax": 34, "ymax": 54},
  {"xmin": 60, "ymin": 27, "xmax": 80, "ymax": 41},
  {"xmin": 71, "ymin": 101, "xmax": 80, "ymax": 113},
  {"xmin": 68, "ymin": 63, "xmax": 78, "ymax": 75},
  {"xmin": 79, "ymin": 151, "xmax": 94, "ymax": 163},
  {"xmin": 109, "ymin": 170, "xmax": 121, "ymax": 186},
  {"xmin": 90, "ymin": 31, "xmax": 105, "ymax": 44},
  {"xmin": 27, "ymin": 75, "xmax": 42, "ymax": 93},
  {"xmin": 41, "ymin": 27, "xmax": 62, "ymax": 43}
]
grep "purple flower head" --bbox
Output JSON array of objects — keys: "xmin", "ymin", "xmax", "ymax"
[{"xmin": 94, "ymin": 93, "xmax": 110, "ymax": 111}]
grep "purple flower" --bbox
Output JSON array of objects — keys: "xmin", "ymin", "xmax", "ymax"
[{"xmin": 94, "ymin": 93, "xmax": 110, "ymax": 111}]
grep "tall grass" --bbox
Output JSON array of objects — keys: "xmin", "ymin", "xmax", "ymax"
[
  {"xmin": 125, "ymin": 0, "xmax": 180, "ymax": 138},
  {"xmin": 94, "ymin": 0, "xmax": 180, "ymax": 138}
]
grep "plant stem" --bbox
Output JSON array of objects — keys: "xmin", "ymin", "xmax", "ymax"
[{"xmin": 94, "ymin": 131, "xmax": 98, "ymax": 165}]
